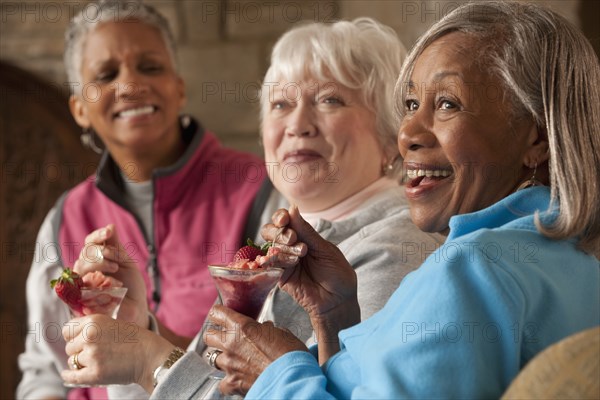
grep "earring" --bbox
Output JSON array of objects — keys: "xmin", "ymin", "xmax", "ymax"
[
  {"xmin": 382, "ymin": 155, "xmax": 399, "ymax": 175},
  {"xmin": 382, "ymin": 163, "xmax": 394, "ymax": 175},
  {"xmin": 180, "ymin": 114, "xmax": 191, "ymax": 129},
  {"xmin": 80, "ymin": 128, "xmax": 103, "ymax": 154},
  {"xmin": 516, "ymin": 162, "xmax": 544, "ymax": 191}
]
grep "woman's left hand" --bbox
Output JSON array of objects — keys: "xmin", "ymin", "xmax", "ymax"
[
  {"xmin": 73, "ymin": 224, "xmax": 149, "ymax": 328},
  {"xmin": 203, "ymin": 305, "xmax": 309, "ymax": 396},
  {"xmin": 61, "ymin": 314, "xmax": 174, "ymax": 391}
]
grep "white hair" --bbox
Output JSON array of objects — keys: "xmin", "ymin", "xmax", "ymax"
[
  {"xmin": 396, "ymin": 1, "xmax": 600, "ymax": 256},
  {"xmin": 64, "ymin": 0, "xmax": 177, "ymax": 93},
  {"xmin": 261, "ymin": 17, "xmax": 407, "ymax": 173}
]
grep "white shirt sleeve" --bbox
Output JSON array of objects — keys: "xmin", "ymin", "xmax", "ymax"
[{"xmin": 16, "ymin": 208, "xmax": 71, "ymax": 399}]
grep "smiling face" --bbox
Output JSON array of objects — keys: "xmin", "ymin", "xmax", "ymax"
[
  {"xmin": 262, "ymin": 78, "xmax": 385, "ymax": 212},
  {"xmin": 398, "ymin": 32, "xmax": 547, "ymax": 234},
  {"xmin": 69, "ymin": 20, "xmax": 185, "ymax": 160}
]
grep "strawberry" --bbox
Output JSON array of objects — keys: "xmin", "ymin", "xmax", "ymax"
[
  {"xmin": 233, "ymin": 239, "xmax": 271, "ymax": 262},
  {"xmin": 50, "ymin": 268, "xmax": 84, "ymax": 313}
]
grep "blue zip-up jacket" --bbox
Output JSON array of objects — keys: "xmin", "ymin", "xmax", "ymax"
[{"xmin": 247, "ymin": 187, "xmax": 599, "ymax": 399}]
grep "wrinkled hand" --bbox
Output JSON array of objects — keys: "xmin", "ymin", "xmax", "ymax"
[
  {"xmin": 73, "ymin": 224, "xmax": 148, "ymax": 328},
  {"xmin": 203, "ymin": 305, "xmax": 308, "ymax": 396},
  {"xmin": 61, "ymin": 314, "xmax": 173, "ymax": 391},
  {"xmin": 261, "ymin": 206, "xmax": 360, "ymax": 362},
  {"xmin": 261, "ymin": 206, "xmax": 358, "ymax": 321}
]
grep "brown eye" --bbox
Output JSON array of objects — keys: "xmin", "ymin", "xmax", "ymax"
[
  {"xmin": 323, "ymin": 97, "xmax": 343, "ymax": 105},
  {"xmin": 140, "ymin": 62, "xmax": 163, "ymax": 73},
  {"xmin": 272, "ymin": 101, "xmax": 286, "ymax": 110},
  {"xmin": 405, "ymin": 99, "xmax": 419, "ymax": 111},
  {"xmin": 96, "ymin": 70, "xmax": 117, "ymax": 82},
  {"xmin": 439, "ymin": 100, "xmax": 457, "ymax": 110}
]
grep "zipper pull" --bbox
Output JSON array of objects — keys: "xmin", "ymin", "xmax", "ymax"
[{"xmin": 147, "ymin": 244, "xmax": 161, "ymax": 307}]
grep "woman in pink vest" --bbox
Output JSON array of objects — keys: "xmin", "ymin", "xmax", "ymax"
[{"xmin": 17, "ymin": 1, "xmax": 269, "ymax": 399}]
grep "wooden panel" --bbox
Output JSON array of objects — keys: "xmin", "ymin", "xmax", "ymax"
[{"xmin": 0, "ymin": 61, "xmax": 99, "ymax": 399}]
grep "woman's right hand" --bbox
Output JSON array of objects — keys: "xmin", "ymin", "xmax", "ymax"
[
  {"xmin": 73, "ymin": 224, "xmax": 148, "ymax": 329},
  {"xmin": 204, "ymin": 305, "xmax": 309, "ymax": 395},
  {"xmin": 62, "ymin": 314, "xmax": 174, "ymax": 392},
  {"xmin": 261, "ymin": 206, "xmax": 360, "ymax": 359}
]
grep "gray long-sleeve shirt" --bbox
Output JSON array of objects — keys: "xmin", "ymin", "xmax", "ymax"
[{"xmin": 151, "ymin": 184, "xmax": 444, "ymax": 399}]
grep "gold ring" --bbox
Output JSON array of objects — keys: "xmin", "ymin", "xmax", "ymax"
[
  {"xmin": 206, "ymin": 349, "xmax": 222, "ymax": 369},
  {"xmin": 69, "ymin": 352, "xmax": 83, "ymax": 370}
]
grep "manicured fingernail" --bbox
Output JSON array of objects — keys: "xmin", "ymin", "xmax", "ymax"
[
  {"xmin": 96, "ymin": 246, "xmax": 104, "ymax": 262},
  {"xmin": 291, "ymin": 245, "xmax": 304, "ymax": 256}
]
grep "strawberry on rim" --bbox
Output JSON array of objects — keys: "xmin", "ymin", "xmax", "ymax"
[
  {"xmin": 228, "ymin": 239, "xmax": 278, "ymax": 269},
  {"xmin": 233, "ymin": 239, "xmax": 272, "ymax": 262},
  {"xmin": 50, "ymin": 268, "xmax": 84, "ymax": 315},
  {"xmin": 51, "ymin": 267, "xmax": 128, "ymax": 318}
]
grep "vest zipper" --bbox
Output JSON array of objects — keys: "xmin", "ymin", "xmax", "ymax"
[
  {"xmin": 147, "ymin": 171, "xmax": 161, "ymax": 312},
  {"xmin": 146, "ymin": 243, "xmax": 161, "ymax": 311}
]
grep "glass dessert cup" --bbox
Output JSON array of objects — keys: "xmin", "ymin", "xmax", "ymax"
[
  {"xmin": 207, "ymin": 265, "xmax": 283, "ymax": 320},
  {"xmin": 206, "ymin": 264, "xmax": 283, "ymax": 391},
  {"xmin": 65, "ymin": 287, "xmax": 128, "ymax": 388},
  {"xmin": 68, "ymin": 287, "xmax": 128, "ymax": 319}
]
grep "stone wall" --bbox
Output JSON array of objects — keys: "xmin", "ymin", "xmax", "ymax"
[{"xmin": 0, "ymin": 0, "xmax": 588, "ymax": 156}]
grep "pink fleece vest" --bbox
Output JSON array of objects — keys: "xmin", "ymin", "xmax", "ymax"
[{"xmin": 59, "ymin": 131, "xmax": 266, "ymax": 336}]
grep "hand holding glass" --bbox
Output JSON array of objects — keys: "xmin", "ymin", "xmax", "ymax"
[{"xmin": 64, "ymin": 286, "xmax": 127, "ymax": 387}]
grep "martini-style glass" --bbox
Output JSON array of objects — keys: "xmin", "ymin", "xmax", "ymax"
[
  {"xmin": 64, "ymin": 286, "xmax": 128, "ymax": 387},
  {"xmin": 206, "ymin": 264, "xmax": 283, "ymax": 391},
  {"xmin": 207, "ymin": 265, "xmax": 283, "ymax": 320},
  {"xmin": 69, "ymin": 287, "xmax": 128, "ymax": 318}
]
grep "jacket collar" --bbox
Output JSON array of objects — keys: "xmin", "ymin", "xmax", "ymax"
[
  {"xmin": 447, "ymin": 186, "xmax": 553, "ymax": 241},
  {"xmin": 94, "ymin": 115, "xmax": 204, "ymax": 207}
]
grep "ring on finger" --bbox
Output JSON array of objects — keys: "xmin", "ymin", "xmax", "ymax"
[
  {"xmin": 206, "ymin": 349, "xmax": 222, "ymax": 369},
  {"xmin": 68, "ymin": 352, "xmax": 83, "ymax": 370}
]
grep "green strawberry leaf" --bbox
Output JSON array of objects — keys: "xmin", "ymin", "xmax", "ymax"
[
  {"xmin": 244, "ymin": 238, "xmax": 272, "ymax": 255},
  {"xmin": 260, "ymin": 242, "xmax": 272, "ymax": 253}
]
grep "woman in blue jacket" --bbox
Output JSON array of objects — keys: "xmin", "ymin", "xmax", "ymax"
[{"xmin": 199, "ymin": 1, "xmax": 600, "ymax": 398}]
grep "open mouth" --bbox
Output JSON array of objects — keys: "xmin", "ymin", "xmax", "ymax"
[
  {"xmin": 406, "ymin": 168, "xmax": 453, "ymax": 187},
  {"xmin": 114, "ymin": 105, "xmax": 157, "ymax": 119}
]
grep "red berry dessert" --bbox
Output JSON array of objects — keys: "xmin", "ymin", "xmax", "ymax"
[
  {"xmin": 50, "ymin": 268, "xmax": 127, "ymax": 318},
  {"xmin": 208, "ymin": 240, "xmax": 283, "ymax": 319}
]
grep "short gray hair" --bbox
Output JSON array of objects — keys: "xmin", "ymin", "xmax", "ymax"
[
  {"xmin": 396, "ymin": 1, "xmax": 600, "ymax": 255},
  {"xmin": 64, "ymin": 0, "xmax": 177, "ymax": 92},
  {"xmin": 261, "ymin": 17, "xmax": 407, "ymax": 173}
]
